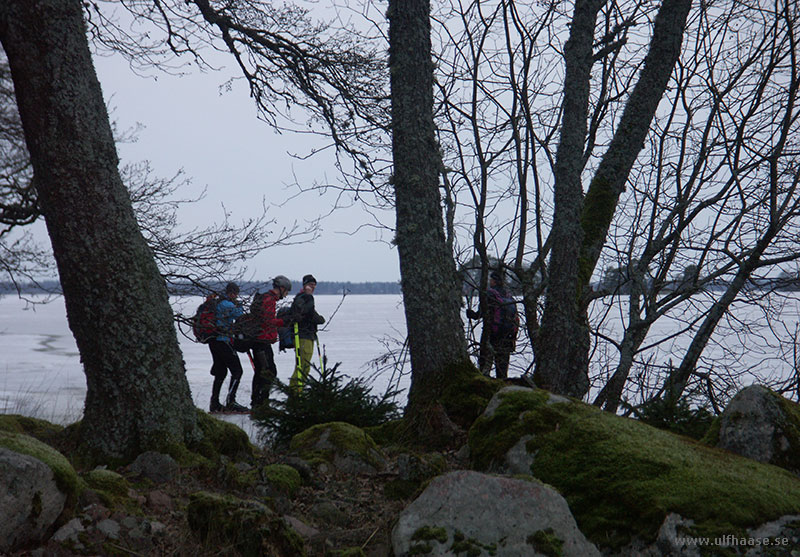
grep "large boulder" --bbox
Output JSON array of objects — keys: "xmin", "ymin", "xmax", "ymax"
[
  {"xmin": 0, "ymin": 443, "xmax": 72, "ymax": 552},
  {"xmin": 289, "ymin": 421, "xmax": 386, "ymax": 475},
  {"xmin": 392, "ymin": 470, "xmax": 600, "ymax": 556},
  {"xmin": 706, "ymin": 385, "xmax": 800, "ymax": 474},
  {"xmin": 468, "ymin": 386, "xmax": 800, "ymax": 553}
]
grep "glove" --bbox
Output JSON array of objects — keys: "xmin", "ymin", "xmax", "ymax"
[{"xmin": 466, "ymin": 309, "xmax": 480, "ymax": 320}]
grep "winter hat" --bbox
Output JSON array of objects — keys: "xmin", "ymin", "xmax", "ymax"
[
  {"xmin": 303, "ymin": 274, "xmax": 317, "ymax": 285},
  {"xmin": 490, "ymin": 270, "xmax": 503, "ymax": 283}
]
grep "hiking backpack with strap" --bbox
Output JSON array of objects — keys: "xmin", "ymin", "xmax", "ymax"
[
  {"xmin": 192, "ymin": 295, "xmax": 219, "ymax": 343},
  {"xmin": 276, "ymin": 305, "xmax": 294, "ymax": 352},
  {"xmin": 230, "ymin": 291, "xmax": 265, "ymax": 351}
]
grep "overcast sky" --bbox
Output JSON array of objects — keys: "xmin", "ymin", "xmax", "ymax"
[{"xmin": 90, "ymin": 46, "xmax": 400, "ymax": 284}]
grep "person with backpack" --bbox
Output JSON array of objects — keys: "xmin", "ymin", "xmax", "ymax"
[
  {"xmin": 466, "ymin": 269, "xmax": 519, "ymax": 379},
  {"xmin": 249, "ymin": 275, "xmax": 293, "ymax": 408},
  {"xmin": 208, "ymin": 282, "xmax": 248, "ymax": 413},
  {"xmin": 289, "ymin": 274, "xmax": 326, "ymax": 391}
]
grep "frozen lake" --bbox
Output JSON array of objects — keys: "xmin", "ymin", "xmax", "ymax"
[{"xmin": 2, "ymin": 290, "xmax": 799, "ymax": 435}]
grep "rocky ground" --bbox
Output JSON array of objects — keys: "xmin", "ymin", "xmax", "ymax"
[{"xmin": 6, "ymin": 419, "xmax": 462, "ymax": 557}]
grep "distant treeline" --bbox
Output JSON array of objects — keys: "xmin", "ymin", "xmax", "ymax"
[{"xmin": 0, "ymin": 279, "xmax": 402, "ymax": 296}]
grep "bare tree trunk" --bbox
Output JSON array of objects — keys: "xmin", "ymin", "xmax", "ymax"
[
  {"xmin": 537, "ymin": 0, "xmax": 692, "ymax": 398},
  {"xmin": 533, "ymin": 0, "xmax": 599, "ymax": 398},
  {"xmin": 0, "ymin": 0, "xmax": 197, "ymax": 462},
  {"xmin": 387, "ymin": 0, "xmax": 471, "ymax": 422},
  {"xmin": 578, "ymin": 0, "xmax": 693, "ymax": 287}
]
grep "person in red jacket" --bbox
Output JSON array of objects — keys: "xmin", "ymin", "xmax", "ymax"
[{"xmin": 250, "ymin": 275, "xmax": 292, "ymax": 408}]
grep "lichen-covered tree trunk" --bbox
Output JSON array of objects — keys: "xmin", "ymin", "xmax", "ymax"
[
  {"xmin": 533, "ymin": 0, "xmax": 598, "ymax": 398},
  {"xmin": 0, "ymin": 0, "xmax": 197, "ymax": 462},
  {"xmin": 536, "ymin": 0, "xmax": 691, "ymax": 399},
  {"xmin": 387, "ymin": 0, "xmax": 471, "ymax": 418}
]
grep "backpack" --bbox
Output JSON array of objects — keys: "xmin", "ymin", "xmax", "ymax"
[
  {"xmin": 250, "ymin": 291, "xmax": 266, "ymax": 317},
  {"xmin": 489, "ymin": 288, "xmax": 520, "ymax": 340},
  {"xmin": 276, "ymin": 305, "xmax": 294, "ymax": 352},
  {"xmin": 192, "ymin": 295, "xmax": 219, "ymax": 343}
]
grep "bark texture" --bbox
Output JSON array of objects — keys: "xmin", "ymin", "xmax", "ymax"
[
  {"xmin": 536, "ymin": 0, "xmax": 692, "ymax": 399},
  {"xmin": 387, "ymin": 0, "xmax": 470, "ymax": 415},
  {"xmin": 0, "ymin": 0, "xmax": 197, "ymax": 461},
  {"xmin": 533, "ymin": 0, "xmax": 598, "ymax": 398}
]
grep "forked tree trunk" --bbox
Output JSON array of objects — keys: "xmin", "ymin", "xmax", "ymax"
[
  {"xmin": 387, "ymin": 0, "xmax": 471, "ymax": 421},
  {"xmin": 0, "ymin": 0, "xmax": 197, "ymax": 462}
]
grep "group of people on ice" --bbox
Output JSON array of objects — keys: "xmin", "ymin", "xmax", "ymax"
[
  {"xmin": 201, "ymin": 267, "xmax": 519, "ymax": 413},
  {"xmin": 205, "ymin": 274, "xmax": 325, "ymax": 414}
]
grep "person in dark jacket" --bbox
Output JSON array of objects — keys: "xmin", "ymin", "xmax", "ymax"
[
  {"xmin": 466, "ymin": 270, "xmax": 517, "ymax": 379},
  {"xmin": 209, "ymin": 282, "xmax": 247, "ymax": 412},
  {"xmin": 289, "ymin": 274, "xmax": 326, "ymax": 391},
  {"xmin": 250, "ymin": 275, "xmax": 291, "ymax": 408}
]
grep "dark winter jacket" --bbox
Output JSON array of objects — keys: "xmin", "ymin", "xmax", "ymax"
[
  {"xmin": 466, "ymin": 284, "xmax": 517, "ymax": 344},
  {"xmin": 290, "ymin": 292, "xmax": 325, "ymax": 340}
]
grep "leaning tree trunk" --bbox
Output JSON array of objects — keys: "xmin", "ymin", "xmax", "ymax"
[
  {"xmin": 387, "ymin": 0, "xmax": 471, "ymax": 424},
  {"xmin": 0, "ymin": 0, "xmax": 197, "ymax": 462}
]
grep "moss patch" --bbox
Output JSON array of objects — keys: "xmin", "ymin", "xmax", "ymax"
[
  {"xmin": 190, "ymin": 409, "xmax": 254, "ymax": 462},
  {"xmin": 469, "ymin": 388, "xmax": 800, "ymax": 549},
  {"xmin": 0, "ymin": 414, "xmax": 64, "ymax": 444},
  {"xmin": 412, "ymin": 526, "xmax": 448, "ymax": 544},
  {"xmin": 768, "ymin": 390, "xmax": 800, "ymax": 474},
  {"xmin": 0, "ymin": 430, "xmax": 79, "ymax": 502},
  {"xmin": 263, "ymin": 464, "xmax": 302, "ymax": 497},
  {"xmin": 187, "ymin": 491, "xmax": 304, "ymax": 556},
  {"xmin": 290, "ymin": 421, "xmax": 383, "ymax": 470},
  {"xmin": 527, "ymin": 528, "xmax": 564, "ymax": 557},
  {"xmin": 440, "ymin": 369, "xmax": 503, "ymax": 430},
  {"xmin": 364, "ymin": 419, "xmax": 403, "ymax": 446}
]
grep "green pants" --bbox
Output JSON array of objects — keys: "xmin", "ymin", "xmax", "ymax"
[{"xmin": 290, "ymin": 338, "xmax": 315, "ymax": 391}]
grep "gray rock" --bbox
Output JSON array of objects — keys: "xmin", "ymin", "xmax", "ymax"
[
  {"xmin": 504, "ymin": 434, "xmax": 536, "ymax": 475},
  {"xmin": 128, "ymin": 451, "xmax": 179, "ymax": 483},
  {"xmin": 715, "ymin": 385, "xmax": 800, "ymax": 473},
  {"xmin": 392, "ymin": 470, "xmax": 600, "ymax": 557},
  {"xmin": 51, "ymin": 518, "xmax": 85, "ymax": 543},
  {"xmin": 0, "ymin": 448, "xmax": 68, "ymax": 553},
  {"xmin": 96, "ymin": 518, "xmax": 121, "ymax": 539},
  {"xmin": 283, "ymin": 515, "xmax": 321, "ymax": 539}
]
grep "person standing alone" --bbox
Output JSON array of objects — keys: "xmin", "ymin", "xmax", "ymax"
[
  {"xmin": 289, "ymin": 274, "xmax": 326, "ymax": 391},
  {"xmin": 466, "ymin": 270, "xmax": 519, "ymax": 379},
  {"xmin": 209, "ymin": 282, "xmax": 248, "ymax": 413}
]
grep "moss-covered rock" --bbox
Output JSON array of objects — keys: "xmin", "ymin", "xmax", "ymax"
[
  {"xmin": 190, "ymin": 408, "xmax": 254, "ymax": 462},
  {"xmin": 290, "ymin": 422, "xmax": 386, "ymax": 474},
  {"xmin": 440, "ymin": 364, "xmax": 502, "ymax": 429},
  {"xmin": 262, "ymin": 464, "xmax": 302, "ymax": 497},
  {"xmin": 187, "ymin": 491, "xmax": 305, "ymax": 556},
  {"xmin": 468, "ymin": 386, "xmax": 800, "ymax": 550},
  {"xmin": 0, "ymin": 414, "xmax": 64, "ymax": 444},
  {"xmin": 706, "ymin": 385, "xmax": 800, "ymax": 475},
  {"xmin": 0, "ymin": 431, "xmax": 79, "ymax": 502},
  {"xmin": 83, "ymin": 468, "xmax": 130, "ymax": 500},
  {"xmin": 364, "ymin": 419, "xmax": 404, "ymax": 447}
]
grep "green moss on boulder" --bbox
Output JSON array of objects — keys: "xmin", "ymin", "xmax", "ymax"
[
  {"xmin": 440, "ymin": 363, "xmax": 501, "ymax": 429},
  {"xmin": 469, "ymin": 387, "xmax": 800, "ymax": 550},
  {"xmin": 0, "ymin": 414, "xmax": 63, "ymax": 444},
  {"xmin": 263, "ymin": 464, "xmax": 302, "ymax": 497},
  {"xmin": 290, "ymin": 422, "xmax": 385, "ymax": 473},
  {"xmin": 0, "ymin": 431, "xmax": 79, "ymax": 501},
  {"xmin": 190, "ymin": 409, "xmax": 254, "ymax": 462},
  {"xmin": 187, "ymin": 491, "xmax": 305, "ymax": 556}
]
